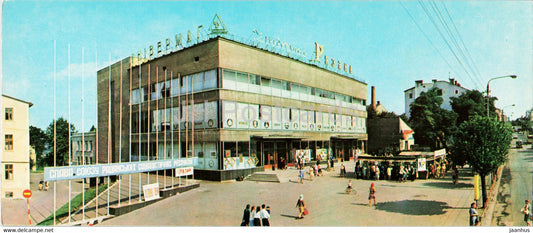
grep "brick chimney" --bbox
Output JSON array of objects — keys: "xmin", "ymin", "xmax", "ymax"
[{"xmin": 371, "ymin": 86, "xmax": 376, "ymax": 110}]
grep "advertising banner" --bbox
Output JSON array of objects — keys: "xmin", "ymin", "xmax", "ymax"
[
  {"xmin": 417, "ymin": 158, "xmax": 427, "ymax": 172},
  {"xmin": 44, "ymin": 158, "xmax": 198, "ymax": 182},
  {"xmin": 143, "ymin": 183, "xmax": 160, "ymax": 202},
  {"xmin": 175, "ymin": 167, "xmax": 194, "ymax": 177}
]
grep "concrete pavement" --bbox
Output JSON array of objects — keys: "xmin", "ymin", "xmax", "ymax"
[{"xmin": 99, "ymin": 160, "xmax": 477, "ymax": 226}]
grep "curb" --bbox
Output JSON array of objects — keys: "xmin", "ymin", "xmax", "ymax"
[{"xmin": 480, "ymin": 164, "xmax": 504, "ymax": 226}]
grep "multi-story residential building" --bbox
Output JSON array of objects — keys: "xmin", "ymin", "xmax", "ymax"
[
  {"xmin": 404, "ymin": 79, "xmax": 469, "ymax": 118},
  {"xmin": 71, "ymin": 131, "xmax": 96, "ymax": 165},
  {"xmin": 97, "ymin": 20, "xmax": 368, "ymax": 181},
  {"xmin": 1, "ymin": 95, "xmax": 33, "ymax": 198}
]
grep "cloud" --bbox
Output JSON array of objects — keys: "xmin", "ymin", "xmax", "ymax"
[{"xmin": 54, "ymin": 62, "xmax": 98, "ymax": 81}]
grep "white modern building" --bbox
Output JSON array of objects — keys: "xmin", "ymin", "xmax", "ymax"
[
  {"xmin": 1, "ymin": 95, "xmax": 33, "ymax": 199},
  {"xmin": 404, "ymin": 78, "xmax": 469, "ymax": 118}
]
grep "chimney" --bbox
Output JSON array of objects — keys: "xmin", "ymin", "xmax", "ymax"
[
  {"xmin": 371, "ymin": 86, "xmax": 376, "ymax": 110},
  {"xmin": 415, "ymin": 80, "xmax": 423, "ymax": 87},
  {"xmin": 449, "ymin": 78, "xmax": 455, "ymax": 85},
  {"xmin": 432, "ymin": 79, "xmax": 437, "ymax": 84},
  {"xmin": 377, "ymin": 101, "xmax": 381, "ymax": 106}
]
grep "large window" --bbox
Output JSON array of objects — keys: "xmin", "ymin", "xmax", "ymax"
[
  {"xmin": 5, "ymin": 108, "xmax": 13, "ymax": 121},
  {"xmin": 4, "ymin": 164, "xmax": 13, "ymax": 180},
  {"xmin": 4, "ymin": 135, "xmax": 13, "ymax": 151}
]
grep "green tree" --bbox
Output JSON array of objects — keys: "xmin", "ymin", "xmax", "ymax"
[
  {"xmin": 450, "ymin": 90, "xmax": 489, "ymax": 125},
  {"xmin": 30, "ymin": 126, "xmax": 47, "ymax": 168},
  {"xmin": 43, "ymin": 117, "xmax": 76, "ymax": 167},
  {"xmin": 409, "ymin": 88, "xmax": 457, "ymax": 150},
  {"xmin": 453, "ymin": 116, "xmax": 512, "ymax": 208}
]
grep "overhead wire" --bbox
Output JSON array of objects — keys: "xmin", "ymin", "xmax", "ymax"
[
  {"xmin": 440, "ymin": 1, "xmax": 484, "ymax": 85},
  {"xmin": 417, "ymin": 1, "xmax": 479, "ymax": 89},
  {"xmin": 429, "ymin": 1, "xmax": 482, "ymax": 89},
  {"xmin": 399, "ymin": 2, "xmax": 462, "ymax": 82}
]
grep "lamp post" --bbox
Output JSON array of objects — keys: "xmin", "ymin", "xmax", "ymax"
[{"xmin": 486, "ymin": 75, "xmax": 517, "ymax": 118}]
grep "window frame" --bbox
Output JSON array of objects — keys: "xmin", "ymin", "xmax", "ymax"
[
  {"xmin": 5, "ymin": 108, "xmax": 13, "ymax": 121},
  {"xmin": 4, "ymin": 134, "xmax": 13, "ymax": 151},
  {"xmin": 5, "ymin": 164, "xmax": 13, "ymax": 180}
]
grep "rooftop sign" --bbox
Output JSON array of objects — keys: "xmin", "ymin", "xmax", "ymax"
[{"xmin": 132, "ymin": 14, "xmax": 359, "ymax": 81}]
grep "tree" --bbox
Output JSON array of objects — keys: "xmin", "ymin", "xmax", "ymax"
[
  {"xmin": 43, "ymin": 117, "xmax": 76, "ymax": 167},
  {"xmin": 450, "ymin": 90, "xmax": 489, "ymax": 125},
  {"xmin": 30, "ymin": 126, "xmax": 47, "ymax": 168},
  {"xmin": 453, "ymin": 115, "xmax": 512, "ymax": 208},
  {"xmin": 409, "ymin": 88, "xmax": 457, "ymax": 150}
]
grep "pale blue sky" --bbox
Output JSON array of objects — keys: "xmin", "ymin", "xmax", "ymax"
[{"xmin": 2, "ymin": 1, "xmax": 532, "ymax": 131}]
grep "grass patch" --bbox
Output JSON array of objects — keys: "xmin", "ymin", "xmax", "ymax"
[
  {"xmin": 31, "ymin": 168, "xmax": 44, "ymax": 174},
  {"xmin": 37, "ymin": 183, "xmax": 108, "ymax": 226}
]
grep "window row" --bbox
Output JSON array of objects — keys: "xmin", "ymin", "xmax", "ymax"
[
  {"xmin": 222, "ymin": 69, "xmax": 366, "ymax": 111},
  {"xmin": 222, "ymin": 101, "xmax": 366, "ymax": 133},
  {"xmin": 73, "ymin": 140, "xmax": 93, "ymax": 152},
  {"xmin": 131, "ymin": 101, "xmax": 218, "ymax": 133},
  {"xmin": 131, "ymin": 69, "xmax": 217, "ymax": 104}
]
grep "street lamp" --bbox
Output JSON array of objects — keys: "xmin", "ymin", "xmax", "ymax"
[{"xmin": 486, "ymin": 75, "xmax": 517, "ymax": 117}]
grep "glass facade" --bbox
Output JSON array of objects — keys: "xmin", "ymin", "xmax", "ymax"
[{"xmin": 221, "ymin": 69, "xmax": 366, "ymax": 111}]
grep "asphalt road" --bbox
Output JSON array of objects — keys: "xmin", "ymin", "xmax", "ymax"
[{"xmin": 493, "ymin": 132, "xmax": 533, "ymax": 226}]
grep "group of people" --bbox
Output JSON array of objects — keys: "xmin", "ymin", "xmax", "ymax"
[
  {"xmin": 38, "ymin": 180, "xmax": 49, "ymax": 191},
  {"xmin": 241, "ymin": 204, "xmax": 271, "ymax": 226}
]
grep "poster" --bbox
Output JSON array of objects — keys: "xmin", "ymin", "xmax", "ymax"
[
  {"xmin": 142, "ymin": 183, "xmax": 160, "ymax": 202},
  {"xmin": 296, "ymin": 149, "xmax": 311, "ymax": 163},
  {"xmin": 417, "ymin": 158, "xmax": 427, "ymax": 172},
  {"xmin": 316, "ymin": 148, "xmax": 328, "ymax": 161}
]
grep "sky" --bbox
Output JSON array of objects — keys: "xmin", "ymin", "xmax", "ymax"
[{"xmin": 2, "ymin": 0, "xmax": 532, "ymax": 131}]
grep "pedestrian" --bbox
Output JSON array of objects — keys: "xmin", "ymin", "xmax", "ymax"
[
  {"xmin": 260, "ymin": 204, "xmax": 270, "ymax": 226},
  {"xmin": 309, "ymin": 166, "xmax": 314, "ymax": 181},
  {"xmin": 296, "ymin": 194, "xmax": 306, "ymax": 219},
  {"xmin": 44, "ymin": 181, "xmax": 49, "ymax": 191},
  {"xmin": 441, "ymin": 162, "xmax": 446, "ymax": 179},
  {"xmin": 254, "ymin": 206, "xmax": 262, "ymax": 226},
  {"xmin": 39, "ymin": 180, "xmax": 44, "ymax": 191},
  {"xmin": 299, "ymin": 169, "xmax": 304, "ymax": 184},
  {"xmin": 375, "ymin": 165, "xmax": 380, "ymax": 181},
  {"xmin": 249, "ymin": 206, "xmax": 256, "ymax": 226},
  {"xmin": 340, "ymin": 164, "xmax": 346, "ymax": 177},
  {"xmin": 521, "ymin": 200, "xmax": 531, "ymax": 226},
  {"xmin": 241, "ymin": 204, "xmax": 250, "ymax": 226},
  {"xmin": 368, "ymin": 183, "xmax": 377, "ymax": 206},
  {"xmin": 469, "ymin": 202, "xmax": 479, "ymax": 226},
  {"xmin": 386, "ymin": 166, "xmax": 392, "ymax": 180}
]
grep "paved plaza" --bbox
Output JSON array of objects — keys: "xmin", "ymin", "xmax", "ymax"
[{"xmin": 99, "ymin": 161, "xmax": 477, "ymax": 227}]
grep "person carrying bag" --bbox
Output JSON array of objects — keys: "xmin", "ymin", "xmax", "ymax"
[{"xmin": 296, "ymin": 194, "xmax": 306, "ymax": 219}]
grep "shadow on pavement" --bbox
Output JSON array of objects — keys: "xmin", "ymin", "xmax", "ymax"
[
  {"xmin": 423, "ymin": 182, "xmax": 473, "ymax": 189},
  {"xmin": 373, "ymin": 199, "xmax": 450, "ymax": 216},
  {"xmin": 280, "ymin": 214, "xmax": 299, "ymax": 219}
]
